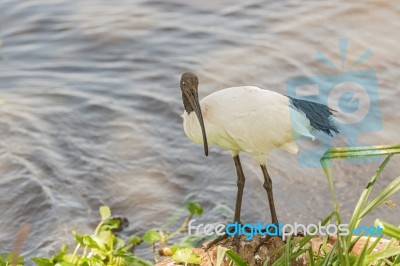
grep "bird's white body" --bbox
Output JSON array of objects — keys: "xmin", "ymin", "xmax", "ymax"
[{"xmin": 182, "ymin": 86, "xmax": 315, "ymax": 164}]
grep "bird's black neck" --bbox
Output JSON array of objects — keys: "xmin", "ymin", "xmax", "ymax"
[{"xmin": 182, "ymin": 92, "xmax": 194, "ymax": 114}]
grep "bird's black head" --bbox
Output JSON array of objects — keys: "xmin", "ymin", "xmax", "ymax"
[
  {"xmin": 180, "ymin": 72, "xmax": 199, "ymax": 112},
  {"xmin": 180, "ymin": 72, "xmax": 208, "ymax": 156}
]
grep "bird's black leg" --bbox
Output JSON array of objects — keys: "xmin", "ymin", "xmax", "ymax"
[
  {"xmin": 232, "ymin": 154, "xmax": 245, "ymax": 248},
  {"xmin": 255, "ymin": 164, "xmax": 279, "ymax": 253},
  {"xmin": 233, "ymin": 154, "xmax": 245, "ymax": 224},
  {"xmin": 205, "ymin": 154, "xmax": 245, "ymax": 250},
  {"xmin": 260, "ymin": 164, "xmax": 278, "ymax": 225}
]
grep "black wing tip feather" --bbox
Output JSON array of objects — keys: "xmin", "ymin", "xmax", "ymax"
[{"xmin": 288, "ymin": 96, "xmax": 340, "ymax": 136}]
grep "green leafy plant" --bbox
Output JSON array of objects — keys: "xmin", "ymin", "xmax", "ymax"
[
  {"xmin": 1, "ymin": 200, "xmax": 207, "ymax": 266},
  {"xmin": 141, "ymin": 200, "xmax": 205, "ymax": 264},
  {"xmin": 270, "ymin": 144, "xmax": 400, "ymax": 266},
  {"xmin": 0, "ymin": 253, "xmax": 24, "ymax": 266},
  {"xmin": 31, "ymin": 205, "xmax": 152, "ymax": 266},
  {"xmin": 172, "ymin": 248, "xmax": 201, "ymax": 265}
]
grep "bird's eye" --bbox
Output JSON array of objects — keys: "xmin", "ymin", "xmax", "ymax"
[{"xmin": 182, "ymin": 82, "xmax": 186, "ymax": 85}]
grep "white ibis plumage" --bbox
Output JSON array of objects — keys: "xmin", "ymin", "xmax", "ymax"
[{"xmin": 180, "ymin": 72, "xmax": 338, "ymax": 239}]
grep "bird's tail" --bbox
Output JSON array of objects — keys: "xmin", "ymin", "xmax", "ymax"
[{"xmin": 288, "ymin": 96, "xmax": 339, "ymax": 136}]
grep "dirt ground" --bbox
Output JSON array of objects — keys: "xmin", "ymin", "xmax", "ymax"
[{"xmin": 155, "ymin": 234, "xmax": 396, "ymax": 266}]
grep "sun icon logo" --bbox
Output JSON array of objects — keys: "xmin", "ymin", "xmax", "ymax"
[{"xmin": 286, "ymin": 39, "xmax": 382, "ymax": 168}]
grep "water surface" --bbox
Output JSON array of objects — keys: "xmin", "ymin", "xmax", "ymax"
[{"xmin": 0, "ymin": 0, "xmax": 399, "ymax": 260}]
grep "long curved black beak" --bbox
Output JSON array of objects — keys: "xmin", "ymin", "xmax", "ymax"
[{"xmin": 184, "ymin": 91, "xmax": 208, "ymax": 156}]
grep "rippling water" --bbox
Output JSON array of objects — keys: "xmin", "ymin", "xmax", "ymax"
[{"xmin": 0, "ymin": 0, "xmax": 399, "ymax": 260}]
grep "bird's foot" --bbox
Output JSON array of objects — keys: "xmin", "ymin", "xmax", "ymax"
[
  {"xmin": 232, "ymin": 234, "xmax": 241, "ymax": 250},
  {"xmin": 204, "ymin": 222, "xmax": 251, "ymax": 251},
  {"xmin": 254, "ymin": 222, "xmax": 281, "ymax": 254},
  {"xmin": 204, "ymin": 233, "xmax": 230, "ymax": 251},
  {"xmin": 254, "ymin": 235, "xmax": 272, "ymax": 254}
]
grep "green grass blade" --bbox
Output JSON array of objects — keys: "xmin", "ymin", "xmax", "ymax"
[
  {"xmin": 304, "ymin": 145, "xmax": 400, "ymax": 266},
  {"xmin": 375, "ymin": 233, "xmax": 397, "ymax": 266},
  {"xmin": 320, "ymin": 161, "xmax": 342, "ymax": 225},
  {"xmin": 374, "ymin": 220, "xmax": 400, "ymax": 240},
  {"xmin": 346, "ymin": 155, "xmax": 393, "ymax": 246},
  {"xmin": 285, "ymin": 235, "xmax": 291, "ymax": 266},
  {"xmin": 366, "ymin": 235, "xmax": 383, "ymax": 254},
  {"xmin": 361, "ymin": 176, "xmax": 400, "ymax": 218},
  {"xmin": 226, "ymin": 249, "xmax": 249, "ymax": 266},
  {"xmin": 319, "ymin": 242, "xmax": 337, "ymax": 266},
  {"xmin": 296, "ymin": 212, "xmax": 335, "ymax": 248},
  {"xmin": 393, "ymin": 253, "xmax": 400, "ymax": 264},
  {"xmin": 320, "ymin": 159, "xmax": 345, "ymax": 263},
  {"xmin": 321, "ymin": 145, "xmax": 400, "ymax": 160},
  {"xmin": 365, "ymin": 247, "xmax": 400, "ymax": 264},
  {"xmin": 216, "ymin": 246, "xmax": 248, "ymax": 266},
  {"xmin": 353, "ymin": 237, "xmax": 370, "ymax": 266},
  {"xmin": 307, "ymin": 246, "xmax": 315, "ymax": 266},
  {"xmin": 349, "ymin": 234, "xmax": 364, "ymax": 253},
  {"xmin": 320, "ymin": 145, "xmax": 400, "ymax": 264},
  {"xmin": 271, "ymin": 212, "xmax": 335, "ymax": 266}
]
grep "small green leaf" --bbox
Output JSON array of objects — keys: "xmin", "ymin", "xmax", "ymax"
[
  {"xmin": 129, "ymin": 236, "xmax": 142, "ymax": 245},
  {"xmin": 187, "ymin": 202, "xmax": 203, "ymax": 216},
  {"xmin": 62, "ymin": 254, "xmax": 79, "ymax": 264},
  {"xmin": 53, "ymin": 252, "xmax": 65, "ymax": 264},
  {"xmin": 32, "ymin": 257, "xmax": 54, "ymax": 266},
  {"xmin": 82, "ymin": 235, "xmax": 101, "ymax": 249},
  {"xmin": 57, "ymin": 261, "xmax": 76, "ymax": 266},
  {"xmin": 80, "ymin": 260, "xmax": 90, "ymax": 266},
  {"xmin": 115, "ymin": 237, "xmax": 125, "ymax": 249},
  {"xmin": 92, "ymin": 230, "xmax": 114, "ymax": 250},
  {"xmin": 99, "ymin": 206, "xmax": 111, "ymax": 221},
  {"xmin": 60, "ymin": 244, "xmax": 68, "ymax": 253},
  {"xmin": 142, "ymin": 230, "xmax": 161, "ymax": 243},
  {"xmin": 72, "ymin": 231, "xmax": 84, "ymax": 245},
  {"xmin": 113, "ymin": 248, "xmax": 127, "ymax": 256},
  {"xmin": 101, "ymin": 218, "xmax": 122, "ymax": 231},
  {"xmin": 172, "ymin": 248, "xmax": 200, "ymax": 264}
]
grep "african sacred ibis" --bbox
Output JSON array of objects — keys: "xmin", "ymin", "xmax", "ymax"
[{"xmin": 180, "ymin": 72, "xmax": 338, "ymax": 230}]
